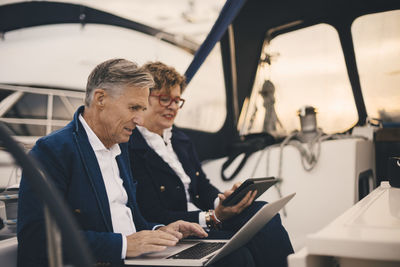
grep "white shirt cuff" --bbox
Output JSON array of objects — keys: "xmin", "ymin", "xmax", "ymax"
[
  {"xmin": 152, "ymin": 224, "xmax": 165, "ymax": 230},
  {"xmin": 199, "ymin": 197, "xmax": 220, "ymax": 229},
  {"xmin": 199, "ymin": 211, "xmax": 207, "ymax": 228},
  {"xmin": 121, "ymin": 235, "xmax": 127, "ymax": 259},
  {"xmin": 214, "ymin": 197, "xmax": 219, "ymax": 209}
]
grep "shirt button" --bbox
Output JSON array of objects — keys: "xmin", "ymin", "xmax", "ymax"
[
  {"xmin": 160, "ymin": 186, "xmax": 165, "ymax": 192},
  {"xmin": 195, "ymin": 171, "xmax": 200, "ymax": 176}
]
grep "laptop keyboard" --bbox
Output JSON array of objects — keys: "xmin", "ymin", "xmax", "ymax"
[{"xmin": 167, "ymin": 242, "xmax": 225, "ymax": 259}]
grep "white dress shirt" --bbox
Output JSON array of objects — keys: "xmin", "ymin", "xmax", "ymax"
[
  {"xmin": 79, "ymin": 114, "xmax": 135, "ymax": 259},
  {"xmin": 138, "ymin": 126, "xmax": 219, "ymax": 228}
]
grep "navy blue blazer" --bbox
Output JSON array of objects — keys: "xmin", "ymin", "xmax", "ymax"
[
  {"xmin": 17, "ymin": 106, "xmax": 156, "ymax": 267},
  {"xmin": 129, "ymin": 127, "xmax": 220, "ymax": 225}
]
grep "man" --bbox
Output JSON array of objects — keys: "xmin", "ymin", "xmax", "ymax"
[{"xmin": 17, "ymin": 59, "xmax": 208, "ymax": 267}]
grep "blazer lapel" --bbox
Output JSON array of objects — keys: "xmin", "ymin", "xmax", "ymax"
[
  {"xmin": 131, "ymin": 128, "xmax": 197, "ymax": 198},
  {"xmin": 72, "ymin": 109, "xmax": 113, "ymax": 232},
  {"xmin": 131, "ymin": 129, "xmax": 178, "ymax": 178},
  {"xmin": 171, "ymin": 130, "xmax": 199, "ymax": 192},
  {"xmin": 144, "ymin": 149, "xmax": 178, "ymax": 177},
  {"xmin": 116, "ymin": 146, "xmax": 136, "ymax": 210}
]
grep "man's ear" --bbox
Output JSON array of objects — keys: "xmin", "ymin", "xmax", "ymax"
[{"xmin": 93, "ymin": 89, "xmax": 106, "ymax": 109}]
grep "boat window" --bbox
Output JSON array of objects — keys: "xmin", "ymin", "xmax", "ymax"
[
  {"xmin": 352, "ymin": 10, "xmax": 400, "ymax": 125},
  {"xmin": 1, "ymin": 91, "xmax": 47, "ymax": 136},
  {"xmin": 239, "ymin": 23, "xmax": 357, "ymax": 136},
  {"xmin": 6, "ymin": 124, "xmax": 46, "ymax": 137},
  {"xmin": 174, "ymin": 43, "xmax": 226, "ymax": 132},
  {"xmin": 0, "ymin": 90, "xmax": 13, "ymax": 100},
  {"xmin": 0, "ymin": 23, "xmax": 225, "ymax": 133},
  {"xmin": 52, "ymin": 96, "xmax": 83, "ymax": 120},
  {"xmin": 0, "ymin": 88, "xmax": 84, "ymax": 136},
  {"xmin": 5, "ymin": 93, "xmax": 47, "ymax": 119}
]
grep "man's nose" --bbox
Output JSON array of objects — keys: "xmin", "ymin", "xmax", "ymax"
[{"xmin": 133, "ymin": 115, "xmax": 144, "ymax": 126}]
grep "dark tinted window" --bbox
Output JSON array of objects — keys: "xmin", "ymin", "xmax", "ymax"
[
  {"xmin": 5, "ymin": 93, "xmax": 47, "ymax": 119},
  {"xmin": 52, "ymin": 96, "xmax": 82, "ymax": 120},
  {"xmin": 6, "ymin": 124, "xmax": 46, "ymax": 136}
]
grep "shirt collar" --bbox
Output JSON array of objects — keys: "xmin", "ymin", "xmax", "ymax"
[
  {"xmin": 163, "ymin": 127, "xmax": 173, "ymax": 145},
  {"xmin": 79, "ymin": 114, "xmax": 121, "ymax": 156},
  {"xmin": 137, "ymin": 125, "xmax": 173, "ymax": 147}
]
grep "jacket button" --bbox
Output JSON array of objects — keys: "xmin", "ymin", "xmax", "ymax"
[
  {"xmin": 74, "ymin": 209, "xmax": 81, "ymax": 213},
  {"xmin": 195, "ymin": 195, "xmax": 200, "ymax": 199},
  {"xmin": 195, "ymin": 171, "xmax": 200, "ymax": 176},
  {"xmin": 160, "ymin": 186, "xmax": 165, "ymax": 192},
  {"xmin": 176, "ymin": 185, "xmax": 181, "ymax": 190}
]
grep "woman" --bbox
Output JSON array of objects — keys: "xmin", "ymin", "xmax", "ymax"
[{"xmin": 129, "ymin": 62, "xmax": 294, "ymax": 267}]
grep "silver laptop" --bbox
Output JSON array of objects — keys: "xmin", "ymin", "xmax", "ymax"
[{"xmin": 124, "ymin": 193, "xmax": 295, "ymax": 266}]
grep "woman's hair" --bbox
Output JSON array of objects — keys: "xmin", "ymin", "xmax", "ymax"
[{"xmin": 142, "ymin": 61, "xmax": 187, "ymax": 94}]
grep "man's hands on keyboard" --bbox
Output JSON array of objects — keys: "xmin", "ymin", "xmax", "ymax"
[
  {"xmin": 159, "ymin": 220, "xmax": 208, "ymax": 239},
  {"xmin": 126, "ymin": 230, "xmax": 179, "ymax": 257},
  {"xmin": 126, "ymin": 220, "xmax": 207, "ymax": 258}
]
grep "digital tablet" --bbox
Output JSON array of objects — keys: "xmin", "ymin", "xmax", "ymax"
[{"xmin": 221, "ymin": 177, "xmax": 277, "ymax": 206}]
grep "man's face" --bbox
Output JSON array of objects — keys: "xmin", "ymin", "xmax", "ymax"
[{"xmin": 98, "ymin": 85, "xmax": 149, "ymax": 147}]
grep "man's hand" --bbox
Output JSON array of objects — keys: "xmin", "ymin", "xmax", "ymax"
[
  {"xmin": 159, "ymin": 220, "xmax": 208, "ymax": 239},
  {"xmin": 126, "ymin": 221, "xmax": 207, "ymax": 258},
  {"xmin": 126, "ymin": 230, "xmax": 179, "ymax": 258},
  {"xmin": 214, "ymin": 182, "xmax": 257, "ymax": 221}
]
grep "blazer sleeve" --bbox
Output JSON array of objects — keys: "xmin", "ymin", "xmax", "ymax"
[{"xmin": 17, "ymin": 139, "xmax": 123, "ymax": 267}]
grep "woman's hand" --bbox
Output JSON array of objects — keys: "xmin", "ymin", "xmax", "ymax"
[{"xmin": 214, "ymin": 182, "xmax": 257, "ymax": 221}]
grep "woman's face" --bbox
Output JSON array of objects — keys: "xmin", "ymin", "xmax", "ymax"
[{"xmin": 143, "ymin": 84, "xmax": 182, "ymax": 135}]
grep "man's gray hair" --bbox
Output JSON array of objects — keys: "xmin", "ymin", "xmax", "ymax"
[{"xmin": 85, "ymin": 58, "xmax": 154, "ymax": 106}]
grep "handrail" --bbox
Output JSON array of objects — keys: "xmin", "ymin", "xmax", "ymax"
[{"xmin": 0, "ymin": 84, "xmax": 85, "ymax": 98}]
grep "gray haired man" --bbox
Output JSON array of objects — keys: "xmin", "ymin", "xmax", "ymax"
[{"xmin": 17, "ymin": 58, "xmax": 207, "ymax": 267}]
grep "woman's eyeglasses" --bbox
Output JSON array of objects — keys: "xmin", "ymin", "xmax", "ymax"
[{"xmin": 150, "ymin": 94, "xmax": 185, "ymax": 108}]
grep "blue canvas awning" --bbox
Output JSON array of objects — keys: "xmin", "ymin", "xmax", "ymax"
[{"xmin": 184, "ymin": 0, "xmax": 247, "ymax": 83}]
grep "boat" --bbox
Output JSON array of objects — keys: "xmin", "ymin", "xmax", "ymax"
[{"xmin": 0, "ymin": 0, "xmax": 399, "ymax": 266}]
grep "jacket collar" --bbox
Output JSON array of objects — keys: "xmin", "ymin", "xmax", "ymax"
[
  {"xmin": 129, "ymin": 127, "xmax": 196, "ymax": 185},
  {"xmin": 130, "ymin": 126, "xmax": 190, "ymax": 149},
  {"xmin": 72, "ymin": 106, "xmax": 143, "ymax": 231},
  {"xmin": 130, "ymin": 128, "xmax": 177, "ymax": 177},
  {"xmin": 78, "ymin": 113, "xmax": 121, "ymax": 157},
  {"xmin": 72, "ymin": 106, "xmax": 113, "ymax": 231},
  {"xmin": 73, "ymin": 105, "xmax": 85, "ymax": 133}
]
